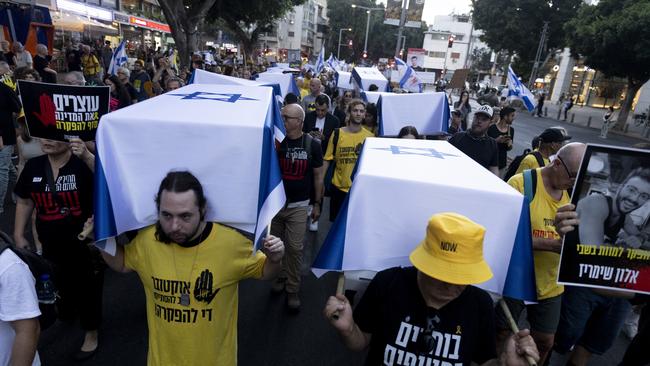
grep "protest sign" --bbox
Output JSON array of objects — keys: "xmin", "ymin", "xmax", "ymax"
[
  {"xmin": 558, "ymin": 144, "xmax": 650, "ymax": 294},
  {"xmin": 18, "ymin": 80, "xmax": 109, "ymax": 142}
]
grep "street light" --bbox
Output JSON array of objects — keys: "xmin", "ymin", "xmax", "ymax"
[
  {"xmin": 338, "ymin": 27, "xmax": 352, "ymax": 59},
  {"xmin": 351, "ymin": 4, "xmax": 383, "ymax": 56}
]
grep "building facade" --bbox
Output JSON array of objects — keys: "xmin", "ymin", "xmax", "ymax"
[{"xmin": 258, "ymin": 0, "xmax": 329, "ymax": 61}]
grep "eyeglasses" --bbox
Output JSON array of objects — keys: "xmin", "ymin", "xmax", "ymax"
[
  {"xmin": 416, "ymin": 314, "xmax": 440, "ymax": 355},
  {"xmin": 556, "ymin": 156, "xmax": 577, "ymax": 179}
]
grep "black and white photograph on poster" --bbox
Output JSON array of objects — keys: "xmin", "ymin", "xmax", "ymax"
[
  {"xmin": 558, "ymin": 144, "xmax": 650, "ymax": 294},
  {"xmin": 18, "ymin": 80, "xmax": 110, "ymax": 142}
]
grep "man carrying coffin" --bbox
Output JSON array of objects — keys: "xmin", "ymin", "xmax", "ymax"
[
  {"xmin": 271, "ymin": 104, "xmax": 324, "ymax": 310},
  {"xmin": 100, "ymin": 171, "xmax": 285, "ymax": 366},
  {"xmin": 497, "ymin": 143, "xmax": 586, "ymax": 365},
  {"xmin": 449, "ymin": 105, "xmax": 499, "ymax": 175},
  {"xmin": 323, "ymin": 212, "xmax": 540, "ymax": 366}
]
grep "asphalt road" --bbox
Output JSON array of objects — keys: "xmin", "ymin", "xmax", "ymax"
[{"xmin": 0, "ymin": 112, "xmax": 642, "ymax": 366}]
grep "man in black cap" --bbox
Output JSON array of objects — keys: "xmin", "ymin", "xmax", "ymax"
[
  {"xmin": 515, "ymin": 128, "xmax": 571, "ymax": 175},
  {"xmin": 449, "ymin": 105, "xmax": 499, "ymax": 175}
]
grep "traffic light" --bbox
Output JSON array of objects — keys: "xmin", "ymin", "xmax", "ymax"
[
  {"xmin": 348, "ymin": 39, "xmax": 353, "ymax": 48},
  {"xmin": 362, "ymin": 50, "xmax": 367, "ymax": 59},
  {"xmin": 447, "ymin": 35, "xmax": 454, "ymax": 48}
]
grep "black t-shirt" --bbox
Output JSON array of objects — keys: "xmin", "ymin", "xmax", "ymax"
[
  {"xmin": 448, "ymin": 132, "xmax": 498, "ymax": 170},
  {"xmin": 0, "ymin": 83, "xmax": 21, "ymax": 146},
  {"xmin": 66, "ymin": 49, "xmax": 82, "ymax": 71},
  {"xmin": 487, "ymin": 124, "xmax": 514, "ymax": 169},
  {"xmin": 34, "ymin": 54, "xmax": 57, "ymax": 84},
  {"xmin": 14, "ymin": 154, "xmax": 94, "ymax": 252},
  {"xmin": 5, "ymin": 51, "xmax": 15, "ymax": 66},
  {"xmin": 354, "ymin": 267, "xmax": 497, "ymax": 366},
  {"xmin": 277, "ymin": 134, "xmax": 323, "ymax": 203}
]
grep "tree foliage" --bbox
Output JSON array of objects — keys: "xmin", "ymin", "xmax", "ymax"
[
  {"xmin": 209, "ymin": 0, "xmax": 306, "ymax": 60},
  {"xmin": 565, "ymin": 0, "xmax": 650, "ymax": 125},
  {"xmin": 471, "ymin": 0, "xmax": 581, "ymax": 80},
  {"xmin": 326, "ymin": 0, "xmax": 425, "ymax": 61}
]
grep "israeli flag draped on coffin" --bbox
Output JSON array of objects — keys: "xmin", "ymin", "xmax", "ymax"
[
  {"xmin": 312, "ymin": 138, "xmax": 537, "ymax": 301},
  {"xmin": 94, "ymin": 84, "xmax": 286, "ymax": 255},
  {"xmin": 255, "ymin": 71, "xmax": 300, "ymax": 98},
  {"xmin": 377, "ymin": 92, "xmax": 450, "ymax": 136},
  {"xmin": 351, "ymin": 67, "xmax": 389, "ymax": 92}
]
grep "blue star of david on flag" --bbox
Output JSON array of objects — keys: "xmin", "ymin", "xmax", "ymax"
[
  {"xmin": 372, "ymin": 145, "xmax": 459, "ymax": 159},
  {"xmin": 168, "ymin": 91, "xmax": 258, "ymax": 103}
]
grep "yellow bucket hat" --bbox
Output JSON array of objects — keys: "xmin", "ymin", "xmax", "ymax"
[{"xmin": 409, "ymin": 212, "xmax": 493, "ymax": 285}]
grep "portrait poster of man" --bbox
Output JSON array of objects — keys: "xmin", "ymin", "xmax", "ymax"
[
  {"xmin": 18, "ymin": 80, "xmax": 110, "ymax": 142},
  {"xmin": 558, "ymin": 144, "xmax": 650, "ymax": 294},
  {"xmin": 407, "ymin": 48, "xmax": 425, "ymax": 70}
]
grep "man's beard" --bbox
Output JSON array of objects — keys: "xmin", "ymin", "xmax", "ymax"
[{"xmin": 155, "ymin": 221, "xmax": 202, "ymax": 245}]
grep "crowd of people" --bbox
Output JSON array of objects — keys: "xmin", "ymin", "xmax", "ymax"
[{"xmin": 0, "ymin": 38, "xmax": 647, "ymax": 366}]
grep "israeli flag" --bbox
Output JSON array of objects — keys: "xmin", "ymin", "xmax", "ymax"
[
  {"xmin": 316, "ymin": 44, "xmax": 325, "ymax": 74},
  {"xmin": 351, "ymin": 67, "xmax": 389, "ymax": 92},
  {"xmin": 190, "ymin": 69, "xmax": 285, "ymax": 141},
  {"xmin": 256, "ymin": 71, "xmax": 300, "ymax": 99},
  {"xmin": 376, "ymin": 92, "xmax": 449, "ymax": 136},
  {"xmin": 395, "ymin": 57, "xmax": 422, "ymax": 93},
  {"xmin": 94, "ymin": 84, "xmax": 286, "ymax": 255},
  {"xmin": 107, "ymin": 41, "xmax": 128, "ymax": 76},
  {"xmin": 312, "ymin": 138, "xmax": 537, "ymax": 301},
  {"xmin": 327, "ymin": 53, "xmax": 338, "ymax": 70},
  {"xmin": 507, "ymin": 66, "xmax": 536, "ymax": 112}
]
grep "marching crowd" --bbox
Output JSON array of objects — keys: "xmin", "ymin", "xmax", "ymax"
[{"xmin": 0, "ymin": 40, "xmax": 648, "ymax": 366}]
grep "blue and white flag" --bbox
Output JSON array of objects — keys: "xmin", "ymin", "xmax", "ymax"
[
  {"xmin": 256, "ymin": 71, "xmax": 300, "ymax": 99},
  {"xmin": 395, "ymin": 57, "xmax": 423, "ymax": 93},
  {"xmin": 335, "ymin": 71, "xmax": 353, "ymax": 90},
  {"xmin": 351, "ymin": 67, "xmax": 389, "ymax": 92},
  {"xmin": 94, "ymin": 84, "xmax": 286, "ymax": 255},
  {"xmin": 107, "ymin": 41, "xmax": 128, "ymax": 76},
  {"xmin": 507, "ymin": 66, "xmax": 536, "ymax": 112},
  {"xmin": 327, "ymin": 53, "xmax": 338, "ymax": 70},
  {"xmin": 312, "ymin": 138, "xmax": 537, "ymax": 301},
  {"xmin": 315, "ymin": 44, "xmax": 325, "ymax": 74},
  {"xmin": 377, "ymin": 92, "xmax": 449, "ymax": 136}
]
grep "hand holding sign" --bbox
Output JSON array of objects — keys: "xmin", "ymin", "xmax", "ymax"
[{"xmin": 33, "ymin": 93, "xmax": 56, "ymax": 127}]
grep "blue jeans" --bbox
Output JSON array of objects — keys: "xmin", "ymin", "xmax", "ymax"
[
  {"xmin": 554, "ymin": 286, "xmax": 631, "ymax": 355},
  {"xmin": 0, "ymin": 144, "xmax": 17, "ymax": 215}
]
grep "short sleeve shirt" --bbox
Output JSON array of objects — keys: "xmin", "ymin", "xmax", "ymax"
[
  {"xmin": 278, "ymin": 134, "xmax": 323, "ymax": 203},
  {"xmin": 354, "ymin": 267, "xmax": 497, "ymax": 366}
]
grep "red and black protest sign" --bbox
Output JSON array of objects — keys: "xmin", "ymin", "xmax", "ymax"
[
  {"xmin": 18, "ymin": 80, "xmax": 110, "ymax": 142},
  {"xmin": 558, "ymin": 144, "xmax": 650, "ymax": 294}
]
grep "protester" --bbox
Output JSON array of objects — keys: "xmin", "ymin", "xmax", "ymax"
[
  {"xmin": 362, "ymin": 103, "xmax": 378, "ymax": 135},
  {"xmin": 324, "ymin": 212, "xmax": 540, "ymax": 366},
  {"xmin": 497, "ymin": 143, "xmax": 586, "ymax": 365},
  {"xmin": 449, "ymin": 105, "xmax": 499, "ymax": 175},
  {"xmin": 0, "ymin": 240, "xmax": 41, "ymax": 366},
  {"xmin": 398, "ymin": 125, "xmax": 419, "ymax": 139},
  {"xmin": 515, "ymin": 128, "xmax": 571, "ymax": 175},
  {"xmin": 100, "ymin": 41, "xmax": 113, "ymax": 72},
  {"xmin": 152, "ymin": 56, "xmax": 176, "ymax": 95},
  {"xmin": 164, "ymin": 77, "xmax": 184, "ymax": 92},
  {"xmin": 116, "ymin": 66, "xmax": 138, "ymax": 104},
  {"xmin": 130, "ymin": 59, "xmax": 154, "ymax": 101},
  {"xmin": 14, "ymin": 137, "xmax": 102, "ymax": 361},
  {"xmin": 322, "ymin": 99, "xmax": 374, "ymax": 222},
  {"xmin": 33, "ymin": 44, "xmax": 56, "ymax": 84},
  {"xmin": 62, "ymin": 71, "xmax": 86, "ymax": 86},
  {"xmin": 600, "ymin": 106, "xmax": 615, "ymax": 139},
  {"xmin": 0, "ymin": 40, "xmax": 13, "ymax": 67},
  {"xmin": 334, "ymin": 90, "xmax": 353, "ymax": 124},
  {"xmin": 303, "ymin": 94, "xmax": 342, "ymax": 162},
  {"xmin": 563, "ymin": 95, "xmax": 574, "ymax": 121},
  {"xmin": 65, "ymin": 41, "xmax": 82, "ymax": 72},
  {"xmin": 12, "ymin": 42, "xmax": 32, "ymax": 69},
  {"xmin": 284, "ymin": 92, "xmax": 299, "ymax": 106},
  {"xmin": 80, "ymin": 45, "xmax": 101, "ymax": 85},
  {"xmin": 454, "ymin": 90, "xmax": 472, "ymax": 130},
  {"xmin": 103, "ymin": 74, "xmax": 132, "ymax": 111},
  {"xmin": 272, "ymin": 104, "xmax": 324, "ymax": 310},
  {"xmin": 13, "ymin": 67, "xmax": 40, "ymax": 83},
  {"xmin": 536, "ymin": 92, "xmax": 545, "ymax": 117},
  {"xmin": 487, "ymin": 106, "xmax": 515, "ymax": 177},
  {"xmin": 0, "ymin": 75, "xmax": 21, "ymax": 216},
  {"xmin": 302, "ymin": 78, "xmax": 323, "ymax": 113},
  {"xmin": 98, "ymin": 171, "xmax": 285, "ymax": 365}
]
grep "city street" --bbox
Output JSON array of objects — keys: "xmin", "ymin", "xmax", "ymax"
[{"xmin": 0, "ymin": 112, "xmax": 642, "ymax": 366}]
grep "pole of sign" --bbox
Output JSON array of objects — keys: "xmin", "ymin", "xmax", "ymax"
[{"xmin": 394, "ymin": 0, "xmax": 407, "ymax": 58}]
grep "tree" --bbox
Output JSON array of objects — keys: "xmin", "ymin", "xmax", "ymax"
[
  {"xmin": 565, "ymin": 0, "xmax": 650, "ymax": 127},
  {"xmin": 210, "ymin": 0, "xmax": 305, "ymax": 62},
  {"xmin": 327, "ymin": 0, "xmax": 425, "ymax": 62},
  {"xmin": 158, "ymin": 0, "xmax": 219, "ymax": 68},
  {"xmin": 471, "ymin": 0, "xmax": 581, "ymax": 81}
]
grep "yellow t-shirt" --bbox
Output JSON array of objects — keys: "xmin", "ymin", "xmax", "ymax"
[
  {"xmin": 508, "ymin": 169, "xmax": 569, "ymax": 300},
  {"xmin": 324, "ymin": 128, "xmax": 374, "ymax": 192},
  {"xmin": 515, "ymin": 152, "xmax": 550, "ymax": 175},
  {"xmin": 81, "ymin": 54, "xmax": 100, "ymax": 76},
  {"xmin": 124, "ymin": 223, "xmax": 266, "ymax": 366}
]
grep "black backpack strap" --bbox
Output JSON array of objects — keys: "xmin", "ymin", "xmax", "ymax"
[
  {"xmin": 532, "ymin": 151, "xmax": 545, "ymax": 167},
  {"xmin": 332, "ymin": 128, "xmax": 340, "ymax": 158},
  {"xmin": 303, "ymin": 133, "xmax": 313, "ymax": 165}
]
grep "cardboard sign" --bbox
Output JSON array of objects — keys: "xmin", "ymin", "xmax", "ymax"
[
  {"xmin": 18, "ymin": 81, "xmax": 110, "ymax": 142},
  {"xmin": 558, "ymin": 144, "xmax": 650, "ymax": 294}
]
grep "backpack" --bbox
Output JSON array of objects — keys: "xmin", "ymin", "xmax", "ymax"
[
  {"xmin": 503, "ymin": 150, "xmax": 545, "ymax": 182},
  {"xmin": 323, "ymin": 128, "xmax": 341, "ymax": 196},
  {"xmin": 522, "ymin": 169, "xmax": 538, "ymax": 203},
  {"xmin": 0, "ymin": 232, "xmax": 58, "ymax": 330}
]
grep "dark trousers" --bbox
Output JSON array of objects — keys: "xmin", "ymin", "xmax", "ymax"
[
  {"xmin": 329, "ymin": 186, "xmax": 348, "ymax": 222},
  {"xmin": 620, "ymin": 304, "xmax": 649, "ymax": 366}
]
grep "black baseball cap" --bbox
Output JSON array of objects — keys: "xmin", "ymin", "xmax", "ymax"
[{"xmin": 539, "ymin": 128, "xmax": 572, "ymax": 143}]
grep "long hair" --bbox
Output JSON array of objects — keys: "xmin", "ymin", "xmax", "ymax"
[
  {"xmin": 154, "ymin": 171, "xmax": 207, "ymax": 244},
  {"xmin": 103, "ymin": 74, "xmax": 131, "ymax": 109}
]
